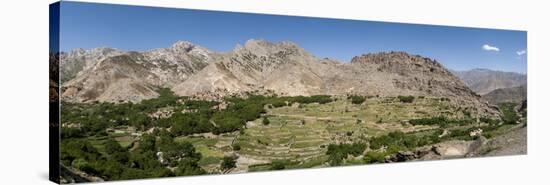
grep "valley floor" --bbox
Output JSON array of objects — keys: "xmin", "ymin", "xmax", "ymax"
[{"xmin": 59, "ymin": 94, "xmax": 526, "ymax": 182}]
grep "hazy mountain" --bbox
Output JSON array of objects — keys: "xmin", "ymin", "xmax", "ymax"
[
  {"xmin": 60, "ymin": 39, "xmax": 500, "ymax": 118},
  {"xmin": 452, "ymin": 68, "xmax": 526, "ymax": 95},
  {"xmin": 482, "ymin": 85, "xmax": 527, "ymax": 105}
]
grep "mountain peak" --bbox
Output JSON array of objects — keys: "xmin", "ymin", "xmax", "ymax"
[
  {"xmin": 233, "ymin": 39, "xmax": 304, "ymax": 57},
  {"xmin": 165, "ymin": 40, "xmax": 212, "ymax": 60},
  {"xmin": 350, "ymin": 51, "xmax": 434, "ymax": 65},
  {"xmin": 170, "ymin": 40, "xmax": 198, "ymax": 52},
  {"xmin": 244, "ymin": 39, "xmax": 271, "ymax": 47},
  {"xmin": 68, "ymin": 47, "xmax": 120, "ymax": 55}
]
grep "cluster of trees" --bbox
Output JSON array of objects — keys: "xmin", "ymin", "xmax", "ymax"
[
  {"xmin": 479, "ymin": 117, "xmax": 500, "ymax": 125},
  {"xmin": 326, "ymin": 143, "xmax": 366, "ymax": 166},
  {"xmin": 408, "ymin": 116, "xmax": 480, "ymax": 127},
  {"xmin": 169, "ymin": 95, "xmax": 335, "ymax": 135},
  {"xmin": 60, "ymin": 88, "xmax": 182, "ymax": 137},
  {"xmin": 163, "ymin": 112, "xmax": 214, "ymax": 136},
  {"xmin": 363, "ymin": 151, "xmax": 387, "ymax": 164},
  {"xmin": 348, "ymin": 95, "xmax": 366, "ymax": 105},
  {"xmin": 269, "ymin": 160, "xmax": 289, "ymax": 170},
  {"xmin": 59, "ymin": 91, "xmax": 342, "ymax": 179},
  {"xmin": 361, "ymin": 131, "xmax": 443, "ymax": 164},
  {"xmin": 220, "ymin": 156, "xmax": 237, "ymax": 170},
  {"xmin": 397, "ymin": 95, "xmax": 415, "ymax": 103},
  {"xmin": 62, "ymin": 88, "xmax": 338, "ymax": 140},
  {"xmin": 408, "ymin": 116, "xmax": 449, "ymax": 126},
  {"xmin": 499, "ymin": 103, "xmax": 520, "ymax": 125},
  {"xmin": 291, "ymin": 95, "xmax": 333, "ymax": 104},
  {"xmin": 60, "ymin": 131, "xmax": 205, "ymax": 181},
  {"xmin": 369, "ymin": 131, "xmax": 440, "ymax": 152}
]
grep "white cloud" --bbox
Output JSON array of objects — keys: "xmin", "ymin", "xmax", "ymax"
[
  {"xmin": 482, "ymin": 44, "xmax": 500, "ymax": 52},
  {"xmin": 516, "ymin": 50, "xmax": 526, "ymax": 56}
]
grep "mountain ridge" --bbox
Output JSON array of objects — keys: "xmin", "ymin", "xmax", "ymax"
[
  {"xmin": 451, "ymin": 68, "xmax": 526, "ymax": 95},
  {"xmin": 60, "ymin": 39, "xmax": 501, "ymax": 118}
]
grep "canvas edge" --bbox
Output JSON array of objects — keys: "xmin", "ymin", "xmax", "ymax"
[{"xmin": 49, "ymin": 1, "xmax": 61, "ymax": 184}]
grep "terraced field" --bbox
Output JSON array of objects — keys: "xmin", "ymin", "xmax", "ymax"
[{"xmin": 175, "ymin": 96, "xmax": 467, "ymax": 172}]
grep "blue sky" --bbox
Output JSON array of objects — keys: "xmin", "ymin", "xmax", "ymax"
[{"xmin": 59, "ymin": 1, "xmax": 527, "ymax": 73}]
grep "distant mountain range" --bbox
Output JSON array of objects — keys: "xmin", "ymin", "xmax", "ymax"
[
  {"xmin": 482, "ymin": 85, "xmax": 527, "ymax": 105},
  {"xmin": 451, "ymin": 68, "xmax": 526, "ymax": 95},
  {"xmin": 58, "ymin": 39, "xmax": 501, "ymax": 118}
]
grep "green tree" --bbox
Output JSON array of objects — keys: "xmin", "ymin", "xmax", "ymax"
[
  {"xmin": 221, "ymin": 156, "xmax": 237, "ymax": 170},
  {"xmin": 104, "ymin": 139, "xmax": 126, "ymax": 155},
  {"xmin": 364, "ymin": 151, "xmax": 386, "ymax": 164},
  {"xmin": 138, "ymin": 134, "xmax": 156, "ymax": 153},
  {"xmin": 270, "ymin": 160, "xmax": 287, "ymax": 170},
  {"xmin": 398, "ymin": 95, "xmax": 415, "ymax": 103},
  {"xmin": 262, "ymin": 117, "xmax": 270, "ymax": 125},
  {"xmin": 350, "ymin": 95, "xmax": 366, "ymax": 104},
  {"xmin": 71, "ymin": 158, "xmax": 89, "ymax": 170},
  {"xmin": 175, "ymin": 158, "xmax": 205, "ymax": 176},
  {"xmin": 232, "ymin": 143, "xmax": 241, "ymax": 151}
]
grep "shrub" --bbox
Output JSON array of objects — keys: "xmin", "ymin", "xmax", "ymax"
[
  {"xmin": 71, "ymin": 158, "xmax": 89, "ymax": 170},
  {"xmin": 221, "ymin": 156, "xmax": 237, "ymax": 170},
  {"xmin": 397, "ymin": 95, "xmax": 415, "ymax": 103},
  {"xmin": 499, "ymin": 103, "xmax": 519, "ymax": 125},
  {"xmin": 364, "ymin": 151, "xmax": 386, "ymax": 164},
  {"xmin": 349, "ymin": 95, "xmax": 366, "ymax": 104},
  {"xmin": 262, "ymin": 117, "xmax": 270, "ymax": 125},
  {"xmin": 232, "ymin": 143, "xmax": 241, "ymax": 151},
  {"xmin": 440, "ymin": 97, "xmax": 450, "ymax": 101},
  {"xmin": 270, "ymin": 160, "xmax": 288, "ymax": 170},
  {"xmin": 326, "ymin": 143, "xmax": 366, "ymax": 166}
]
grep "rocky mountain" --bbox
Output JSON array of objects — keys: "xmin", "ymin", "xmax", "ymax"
[
  {"xmin": 59, "ymin": 47, "xmax": 125, "ymax": 84},
  {"xmin": 60, "ymin": 39, "xmax": 500, "ymax": 118},
  {"xmin": 50, "ymin": 53, "xmax": 60, "ymax": 102},
  {"xmin": 173, "ymin": 39, "xmax": 331, "ymax": 96},
  {"xmin": 173, "ymin": 39, "xmax": 499, "ymax": 118},
  {"xmin": 61, "ymin": 41, "xmax": 213, "ymax": 103},
  {"xmin": 482, "ymin": 85, "xmax": 527, "ymax": 105},
  {"xmin": 452, "ymin": 68, "xmax": 526, "ymax": 95}
]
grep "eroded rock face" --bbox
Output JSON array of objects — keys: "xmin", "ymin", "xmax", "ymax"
[
  {"xmin": 60, "ymin": 41, "xmax": 213, "ymax": 103},
  {"xmin": 173, "ymin": 39, "xmax": 326, "ymax": 97},
  {"xmin": 60, "ymin": 47, "xmax": 125, "ymax": 84},
  {"xmin": 61, "ymin": 54, "xmax": 161, "ymax": 103},
  {"xmin": 385, "ymin": 151, "xmax": 417, "ymax": 162}
]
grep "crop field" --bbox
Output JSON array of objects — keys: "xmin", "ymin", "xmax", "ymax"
[
  {"xmin": 60, "ymin": 92, "xmax": 522, "ymax": 180},
  {"xmin": 173, "ymin": 96, "xmax": 471, "ymax": 172}
]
